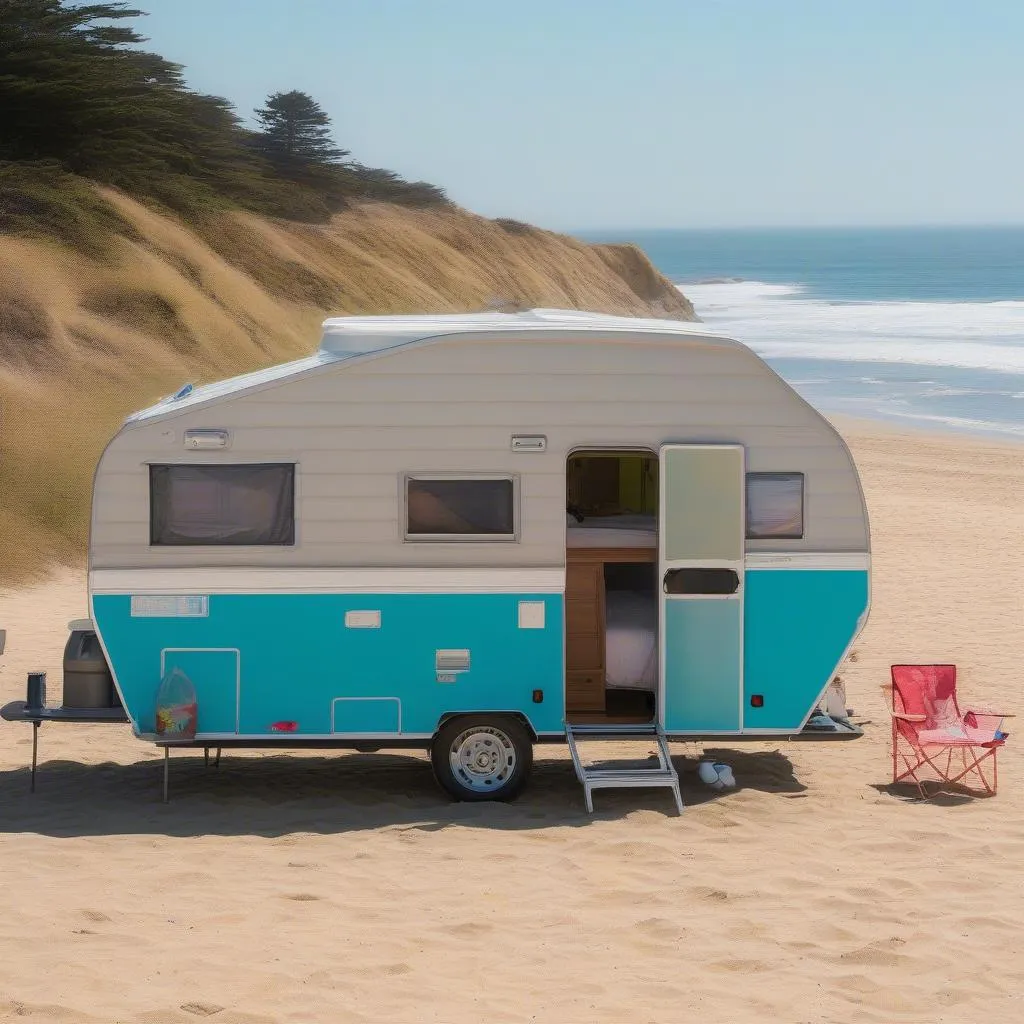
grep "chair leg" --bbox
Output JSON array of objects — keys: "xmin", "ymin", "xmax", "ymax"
[
  {"xmin": 945, "ymin": 748, "xmax": 998, "ymax": 796},
  {"xmin": 982, "ymin": 751, "xmax": 996, "ymax": 796},
  {"xmin": 892, "ymin": 737, "xmax": 1005, "ymax": 800},
  {"xmin": 894, "ymin": 733, "xmax": 935, "ymax": 798},
  {"xmin": 893, "ymin": 732, "xmax": 929, "ymax": 797},
  {"xmin": 917, "ymin": 747, "xmax": 958, "ymax": 795},
  {"xmin": 894, "ymin": 748, "xmax": 931, "ymax": 799},
  {"xmin": 910, "ymin": 761, "xmax": 930, "ymax": 800},
  {"xmin": 962, "ymin": 749, "xmax": 993, "ymax": 795},
  {"xmin": 908, "ymin": 746, "xmax": 1001, "ymax": 797}
]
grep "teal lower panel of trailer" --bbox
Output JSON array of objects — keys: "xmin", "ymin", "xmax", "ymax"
[
  {"xmin": 92, "ymin": 593, "xmax": 566, "ymax": 738},
  {"xmin": 92, "ymin": 568, "xmax": 868, "ymax": 742},
  {"xmin": 741, "ymin": 569, "xmax": 868, "ymax": 730}
]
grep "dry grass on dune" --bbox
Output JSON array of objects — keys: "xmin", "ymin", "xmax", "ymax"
[
  {"xmin": 0, "ymin": 184, "xmax": 692, "ymax": 583},
  {"xmin": 190, "ymin": 200, "xmax": 696, "ymax": 319}
]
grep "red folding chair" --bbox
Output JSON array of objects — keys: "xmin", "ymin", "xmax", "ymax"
[{"xmin": 886, "ymin": 665, "xmax": 1012, "ymax": 798}]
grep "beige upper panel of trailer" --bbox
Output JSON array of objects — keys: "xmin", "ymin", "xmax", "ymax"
[{"xmin": 89, "ymin": 310, "xmax": 870, "ymax": 569}]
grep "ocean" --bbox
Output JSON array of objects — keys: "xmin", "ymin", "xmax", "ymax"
[{"xmin": 579, "ymin": 227, "xmax": 1024, "ymax": 439}]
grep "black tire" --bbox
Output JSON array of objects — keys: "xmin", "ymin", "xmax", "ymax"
[{"xmin": 430, "ymin": 716, "xmax": 533, "ymax": 802}]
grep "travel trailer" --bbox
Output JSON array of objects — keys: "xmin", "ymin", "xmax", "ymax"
[{"xmin": 2, "ymin": 310, "xmax": 870, "ymax": 811}]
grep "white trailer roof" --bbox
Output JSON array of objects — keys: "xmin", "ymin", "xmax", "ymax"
[
  {"xmin": 128, "ymin": 309, "xmax": 726, "ymax": 423},
  {"xmin": 318, "ymin": 308, "xmax": 716, "ymax": 355}
]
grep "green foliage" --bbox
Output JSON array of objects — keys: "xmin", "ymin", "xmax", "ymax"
[
  {"xmin": 0, "ymin": 0, "xmax": 449, "ymax": 235},
  {"xmin": 344, "ymin": 165, "xmax": 448, "ymax": 207},
  {"xmin": 253, "ymin": 91, "xmax": 349, "ymax": 170},
  {"xmin": 493, "ymin": 218, "xmax": 534, "ymax": 235}
]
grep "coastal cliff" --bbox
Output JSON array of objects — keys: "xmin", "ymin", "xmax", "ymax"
[{"xmin": 0, "ymin": 185, "xmax": 694, "ymax": 580}]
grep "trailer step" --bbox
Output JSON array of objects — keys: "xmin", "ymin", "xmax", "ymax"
[
  {"xmin": 565, "ymin": 722, "xmax": 683, "ymax": 815},
  {"xmin": 564, "ymin": 722, "xmax": 660, "ymax": 736}
]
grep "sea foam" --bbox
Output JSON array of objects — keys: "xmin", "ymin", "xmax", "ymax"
[{"xmin": 680, "ymin": 281, "xmax": 1024, "ymax": 375}]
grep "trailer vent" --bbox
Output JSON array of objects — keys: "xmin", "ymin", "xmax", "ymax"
[
  {"xmin": 435, "ymin": 649, "xmax": 471, "ymax": 673},
  {"xmin": 345, "ymin": 610, "xmax": 381, "ymax": 629}
]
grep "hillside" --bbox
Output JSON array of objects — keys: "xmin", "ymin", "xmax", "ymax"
[{"xmin": 0, "ymin": 184, "xmax": 694, "ymax": 581}]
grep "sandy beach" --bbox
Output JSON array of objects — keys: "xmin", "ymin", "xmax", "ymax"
[{"xmin": 0, "ymin": 418, "xmax": 1021, "ymax": 1024}]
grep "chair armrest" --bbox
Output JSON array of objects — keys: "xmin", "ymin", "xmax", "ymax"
[
  {"xmin": 890, "ymin": 712, "xmax": 927, "ymax": 722},
  {"xmin": 964, "ymin": 707, "xmax": 1015, "ymax": 717}
]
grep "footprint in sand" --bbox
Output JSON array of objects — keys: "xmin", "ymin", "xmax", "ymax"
[
  {"xmin": 709, "ymin": 958, "xmax": 771, "ymax": 973},
  {"xmin": 447, "ymin": 921, "xmax": 494, "ymax": 936},
  {"xmin": 282, "ymin": 893, "xmax": 322, "ymax": 902},
  {"xmin": 80, "ymin": 909, "xmax": 111, "ymax": 923},
  {"xmin": 180, "ymin": 1003, "xmax": 224, "ymax": 1017},
  {"xmin": 835, "ymin": 939, "xmax": 912, "ymax": 968},
  {"xmin": 688, "ymin": 886, "xmax": 730, "ymax": 902},
  {"xmin": 634, "ymin": 917, "xmax": 688, "ymax": 942}
]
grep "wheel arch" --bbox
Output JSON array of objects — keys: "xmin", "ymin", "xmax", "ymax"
[{"xmin": 434, "ymin": 710, "xmax": 540, "ymax": 743}]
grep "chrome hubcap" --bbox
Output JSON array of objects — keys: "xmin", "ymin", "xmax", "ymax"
[{"xmin": 449, "ymin": 726, "xmax": 516, "ymax": 792}]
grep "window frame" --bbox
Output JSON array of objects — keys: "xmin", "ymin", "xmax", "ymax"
[
  {"xmin": 402, "ymin": 472, "xmax": 520, "ymax": 543},
  {"xmin": 149, "ymin": 462, "xmax": 297, "ymax": 547},
  {"xmin": 745, "ymin": 471, "xmax": 805, "ymax": 540}
]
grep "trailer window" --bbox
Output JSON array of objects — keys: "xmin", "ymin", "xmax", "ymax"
[
  {"xmin": 405, "ymin": 477, "xmax": 516, "ymax": 539},
  {"xmin": 746, "ymin": 472, "xmax": 804, "ymax": 539},
  {"xmin": 150, "ymin": 464, "xmax": 295, "ymax": 546}
]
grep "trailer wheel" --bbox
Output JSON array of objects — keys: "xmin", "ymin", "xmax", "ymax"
[{"xmin": 431, "ymin": 716, "xmax": 533, "ymax": 802}]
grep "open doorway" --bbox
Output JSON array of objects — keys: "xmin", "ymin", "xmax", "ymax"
[{"xmin": 564, "ymin": 450, "xmax": 659, "ymax": 724}]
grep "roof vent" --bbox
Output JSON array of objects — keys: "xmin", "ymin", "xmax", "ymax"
[{"xmin": 172, "ymin": 383, "xmax": 194, "ymax": 400}]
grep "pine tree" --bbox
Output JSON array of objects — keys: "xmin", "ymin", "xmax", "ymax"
[{"xmin": 253, "ymin": 91, "xmax": 349, "ymax": 171}]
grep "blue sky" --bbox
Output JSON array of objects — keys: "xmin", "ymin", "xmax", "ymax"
[{"xmin": 134, "ymin": 0, "xmax": 1022, "ymax": 230}]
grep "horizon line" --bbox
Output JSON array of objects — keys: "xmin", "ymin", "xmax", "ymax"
[{"xmin": 561, "ymin": 221, "xmax": 1024, "ymax": 235}]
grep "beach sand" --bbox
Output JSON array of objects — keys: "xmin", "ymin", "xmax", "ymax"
[{"xmin": 1, "ymin": 420, "xmax": 1021, "ymax": 1024}]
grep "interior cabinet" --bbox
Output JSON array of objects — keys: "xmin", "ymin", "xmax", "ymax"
[
  {"xmin": 565, "ymin": 559, "xmax": 605, "ymax": 711},
  {"xmin": 564, "ymin": 546, "xmax": 657, "ymax": 714}
]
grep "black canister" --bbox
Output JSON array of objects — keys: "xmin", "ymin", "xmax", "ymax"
[
  {"xmin": 26, "ymin": 671, "xmax": 46, "ymax": 711},
  {"xmin": 63, "ymin": 626, "xmax": 114, "ymax": 709}
]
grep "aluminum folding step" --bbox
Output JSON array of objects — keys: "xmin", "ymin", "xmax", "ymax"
[{"xmin": 565, "ymin": 722, "xmax": 684, "ymax": 814}]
